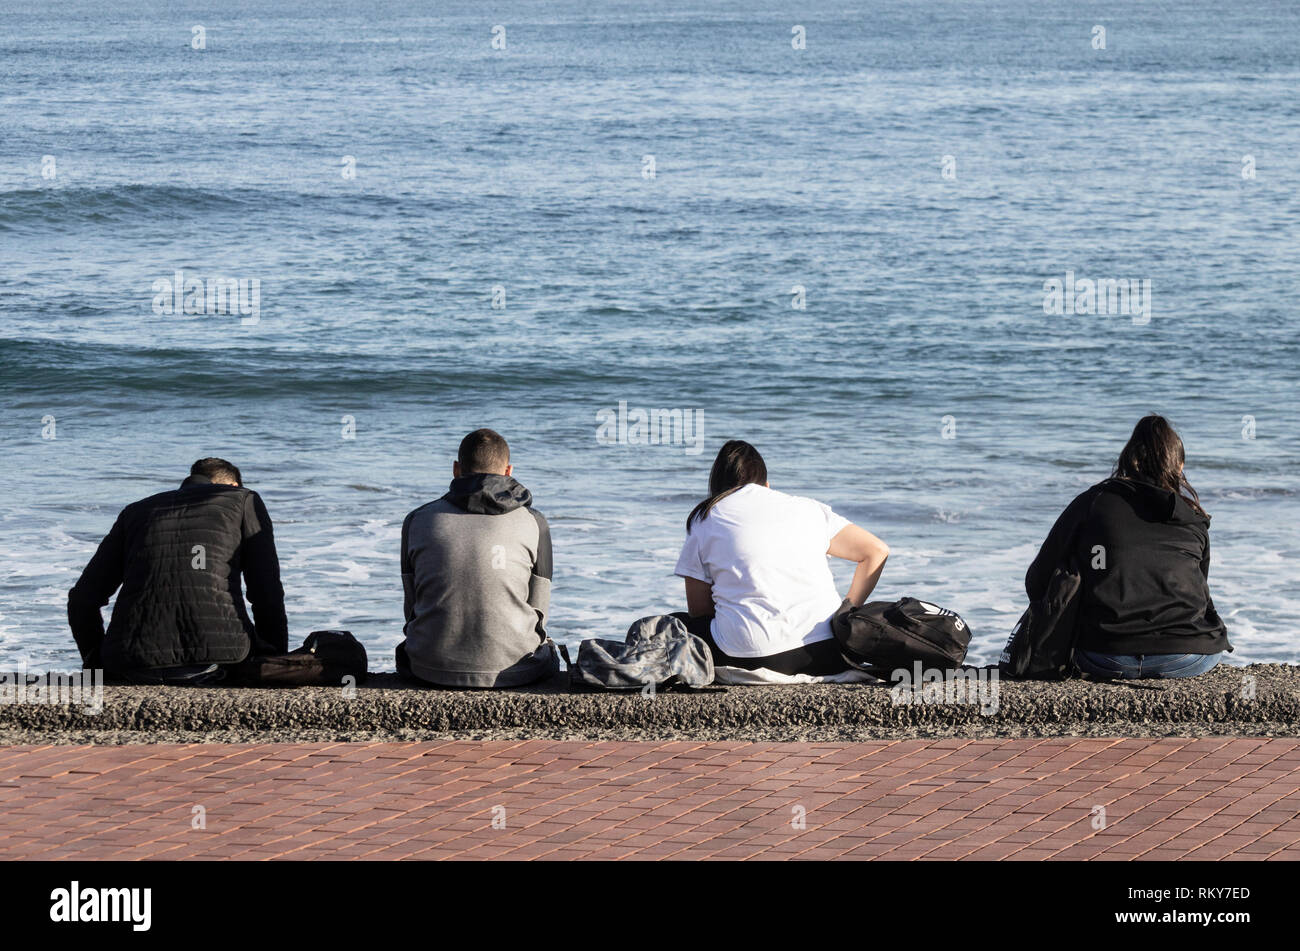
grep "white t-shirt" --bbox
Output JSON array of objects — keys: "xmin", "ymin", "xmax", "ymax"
[{"xmin": 674, "ymin": 484, "xmax": 851, "ymax": 658}]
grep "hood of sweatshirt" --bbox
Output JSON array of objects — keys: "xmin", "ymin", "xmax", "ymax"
[
  {"xmin": 444, "ymin": 473, "xmax": 533, "ymax": 515},
  {"xmin": 1103, "ymin": 476, "xmax": 1208, "ymax": 526}
]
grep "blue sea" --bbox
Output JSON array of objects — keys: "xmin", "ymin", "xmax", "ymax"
[{"xmin": 3, "ymin": 0, "xmax": 1299, "ymax": 672}]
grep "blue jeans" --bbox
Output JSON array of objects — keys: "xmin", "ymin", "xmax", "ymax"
[{"xmin": 1075, "ymin": 650, "xmax": 1222, "ymax": 679}]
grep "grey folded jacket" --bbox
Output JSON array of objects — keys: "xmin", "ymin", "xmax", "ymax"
[{"xmin": 574, "ymin": 614, "xmax": 715, "ymax": 690}]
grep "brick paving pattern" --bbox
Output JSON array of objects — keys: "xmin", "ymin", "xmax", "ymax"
[{"xmin": 1, "ymin": 738, "xmax": 1298, "ymax": 860}]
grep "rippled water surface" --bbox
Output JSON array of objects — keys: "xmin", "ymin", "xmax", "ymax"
[{"xmin": 3, "ymin": 1, "xmax": 1298, "ymax": 669}]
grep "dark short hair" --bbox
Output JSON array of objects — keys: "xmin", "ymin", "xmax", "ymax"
[
  {"xmin": 191, "ymin": 457, "xmax": 243, "ymax": 486},
  {"xmin": 457, "ymin": 429, "xmax": 510, "ymax": 474}
]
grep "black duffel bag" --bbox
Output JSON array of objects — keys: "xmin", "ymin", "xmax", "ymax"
[
  {"xmin": 229, "ymin": 630, "xmax": 369, "ymax": 687},
  {"xmin": 831, "ymin": 597, "xmax": 972, "ymax": 675}
]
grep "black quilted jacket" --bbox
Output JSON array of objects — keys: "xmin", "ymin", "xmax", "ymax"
[{"xmin": 68, "ymin": 475, "xmax": 288, "ymax": 671}]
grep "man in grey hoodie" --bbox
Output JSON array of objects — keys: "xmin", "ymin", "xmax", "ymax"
[{"xmin": 397, "ymin": 429, "xmax": 558, "ymax": 687}]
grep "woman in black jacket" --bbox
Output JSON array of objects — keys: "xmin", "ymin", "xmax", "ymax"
[{"xmin": 1026, "ymin": 415, "xmax": 1230, "ymax": 678}]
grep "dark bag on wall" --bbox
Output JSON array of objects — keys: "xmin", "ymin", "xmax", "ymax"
[
  {"xmin": 230, "ymin": 630, "xmax": 369, "ymax": 687},
  {"xmin": 1000, "ymin": 487, "xmax": 1102, "ymax": 680},
  {"xmin": 831, "ymin": 597, "xmax": 972, "ymax": 674},
  {"xmin": 999, "ymin": 558, "xmax": 1082, "ymax": 679}
]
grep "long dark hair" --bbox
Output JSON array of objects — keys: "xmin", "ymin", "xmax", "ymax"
[
  {"xmin": 687, "ymin": 440, "xmax": 768, "ymax": 532},
  {"xmin": 1113, "ymin": 414, "xmax": 1207, "ymax": 518}
]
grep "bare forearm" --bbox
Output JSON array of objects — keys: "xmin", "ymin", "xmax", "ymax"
[
  {"xmin": 847, "ymin": 554, "xmax": 887, "ymax": 606},
  {"xmin": 828, "ymin": 524, "xmax": 890, "ymax": 607},
  {"xmin": 684, "ymin": 577, "xmax": 715, "ymax": 617}
]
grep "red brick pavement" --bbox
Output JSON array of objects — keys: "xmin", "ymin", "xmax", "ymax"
[{"xmin": 1, "ymin": 738, "xmax": 1298, "ymax": 860}]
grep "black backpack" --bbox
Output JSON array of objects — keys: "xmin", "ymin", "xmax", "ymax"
[
  {"xmin": 999, "ymin": 487, "xmax": 1105, "ymax": 679},
  {"xmin": 229, "ymin": 630, "xmax": 369, "ymax": 687},
  {"xmin": 831, "ymin": 597, "xmax": 972, "ymax": 674},
  {"xmin": 999, "ymin": 556, "xmax": 1082, "ymax": 679}
]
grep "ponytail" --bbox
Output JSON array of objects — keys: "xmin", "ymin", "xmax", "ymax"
[{"xmin": 687, "ymin": 440, "xmax": 768, "ymax": 532}]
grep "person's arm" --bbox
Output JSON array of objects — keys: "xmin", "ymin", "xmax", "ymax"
[
  {"xmin": 1025, "ymin": 488, "xmax": 1094, "ymax": 602},
  {"xmin": 241, "ymin": 491, "xmax": 288, "ymax": 655},
  {"xmin": 400, "ymin": 511, "xmax": 416, "ymax": 628},
  {"xmin": 684, "ymin": 577, "xmax": 715, "ymax": 618},
  {"xmin": 675, "ymin": 526, "xmax": 714, "ymax": 617},
  {"xmin": 1200, "ymin": 531, "xmax": 1225, "ymax": 630},
  {"xmin": 67, "ymin": 514, "xmax": 127, "ymax": 668},
  {"xmin": 528, "ymin": 510, "xmax": 553, "ymax": 640},
  {"xmin": 828, "ymin": 524, "xmax": 890, "ymax": 607}
]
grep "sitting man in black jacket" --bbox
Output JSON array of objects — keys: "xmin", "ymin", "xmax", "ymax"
[{"xmin": 68, "ymin": 457, "xmax": 288, "ymax": 684}]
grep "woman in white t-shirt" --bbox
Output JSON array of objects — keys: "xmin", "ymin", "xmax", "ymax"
[{"xmin": 673, "ymin": 440, "xmax": 891, "ymax": 675}]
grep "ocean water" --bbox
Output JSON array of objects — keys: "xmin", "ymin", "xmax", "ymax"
[{"xmin": 3, "ymin": 0, "xmax": 1299, "ymax": 672}]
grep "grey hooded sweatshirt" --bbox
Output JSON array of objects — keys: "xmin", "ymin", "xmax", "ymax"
[{"xmin": 400, "ymin": 473, "xmax": 557, "ymax": 687}]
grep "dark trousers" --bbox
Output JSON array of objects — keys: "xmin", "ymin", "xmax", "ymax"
[
  {"xmin": 670, "ymin": 613, "xmax": 849, "ymax": 677},
  {"xmin": 395, "ymin": 640, "xmax": 425, "ymax": 682},
  {"xmin": 112, "ymin": 663, "xmax": 226, "ymax": 686}
]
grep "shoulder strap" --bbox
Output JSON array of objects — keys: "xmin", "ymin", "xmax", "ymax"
[
  {"xmin": 1070, "ymin": 482, "xmax": 1110, "ymax": 565},
  {"xmin": 556, "ymin": 642, "xmax": 576, "ymax": 689}
]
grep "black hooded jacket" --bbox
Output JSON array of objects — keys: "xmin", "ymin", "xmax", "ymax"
[
  {"xmin": 1026, "ymin": 477, "xmax": 1229, "ymax": 656},
  {"xmin": 68, "ymin": 475, "xmax": 289, "ymax": 672}
]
